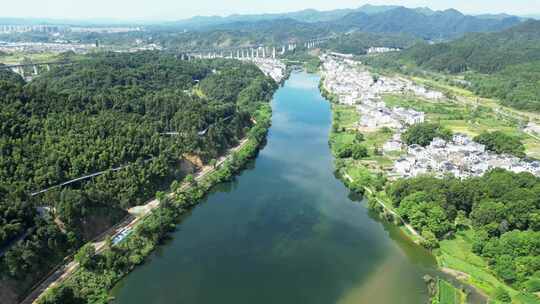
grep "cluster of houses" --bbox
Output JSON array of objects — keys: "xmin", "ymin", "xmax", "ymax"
[
  {"xmin": 243, "ymin": 57, "xmax": 286, "ymax": 83},
  {"xmin": 0, "ymin": 41, "xmax": 98, "ymax": 54},
  {"xmin": 358, "ymin": 100, "xmax": 425, "ymax": 130},
  {"xmin": 321, "ymin": 54, "xmax": 435, "ymax": 154},
  {"xmin": 321, "ymin": 54, "xmax": 540, "ymax": 180},
  {"xmin": 321, "ymin": 54, "xmax": 444, "ymax": 107},
  {"xmin": 393, "ymin": 134, "xmax": 540, "ymax": 179},
  {"xmin": 366, "ymin": 47, "xmax": 400, "ymax": 54}
]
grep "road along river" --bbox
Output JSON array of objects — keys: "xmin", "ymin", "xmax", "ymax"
[{"xmin": 111, "ymin": 72, "xmax": 438, "ymax": 304}]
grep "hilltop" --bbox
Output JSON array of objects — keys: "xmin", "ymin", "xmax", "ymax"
[{"xmin": 170, "ymin": 5, "xmax": 521, "ymax": 40}]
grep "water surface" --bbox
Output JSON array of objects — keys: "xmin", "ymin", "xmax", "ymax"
[{"xmin": 112, "ymin": 72, "xmax": 437, "ymax": 304}]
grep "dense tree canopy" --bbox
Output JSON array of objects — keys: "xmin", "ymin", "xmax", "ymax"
[
  {"xmin": 388, "ymin": 169, "xmax": 540, "ymax": 288},
  {"xmin": 473, "ymin": 131, "xmax": 526, "ymax": 157},
  {"xmin": 0, "ymin": 51, "xmax": 276, "ymax": 300},
  {"xmin": 401, "ymin": 123, "xmax": 452, "ymax": 146}
]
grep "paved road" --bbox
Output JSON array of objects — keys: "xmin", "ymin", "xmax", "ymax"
[{"xmin": 20, "ymin": 138, "xmax": 250, "ymax": 304}]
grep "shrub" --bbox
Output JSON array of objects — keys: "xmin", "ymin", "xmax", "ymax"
[{"xmin": 494, "ymin": 286, "xmax": 511, "ymax": 303}]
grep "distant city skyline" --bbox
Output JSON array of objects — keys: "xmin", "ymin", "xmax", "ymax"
[{"xmin": 1, "ymin": 0, "xmax": 539, "ymax": 21}]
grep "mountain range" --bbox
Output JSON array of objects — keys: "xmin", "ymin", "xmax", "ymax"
[{"xmin": 170, "ymin": 5, "xmax": 523, "ymax": 40}]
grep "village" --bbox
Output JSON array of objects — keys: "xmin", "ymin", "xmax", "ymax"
[
  {"xmin": 394, "ymin": 134, "xmax": 540, "ymax": 179},
  {"xmin": 320, "ymin": 53, "xmax": 540, "ymax": 179}
]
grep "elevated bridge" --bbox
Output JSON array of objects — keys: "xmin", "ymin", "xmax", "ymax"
[{"xmin": 0, "ymin": 61, "xmax": 71, "ymax": 78}]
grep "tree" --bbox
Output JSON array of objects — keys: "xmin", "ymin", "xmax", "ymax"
[
  {"xmin": 401, "ymin": 123, "xmax": 452, "ymax": 146},
  {"xmin": 494, "ymin": 286, "xmax": 511, "ymax": 303},
  {"xmin": 470, "ymin": 200, "xmax": 505, "ymax": 232},
  {"xmin": 493, "ymin": 255, "xmax": 518, "ymax": 283},
  {"xmin": 75, "ymin": 243, "xmax": 96, "ymax": 269},
  {"xmin": 420, "ymin": 230, "xmax": 439, "ymax": 249},
  {"xmin": 474, "ymin": 131, "xmax": 525, "ymax": 157},
  {"xmin": 40, "ymin": 286, "xmax": 80, "ymax": 304},
  {"xmin": 335, "ymin": 143, "xmax": 353, "ymax": 158},
  {"xmin": 525, "ymin": 278, "xmax": 540, "ymax": 292},
  {"xmin": 184, "ymin": 174, "xmax": 196, "ymax": 186},
  {"xmin": 351, "ymin": 144, "xmax": 368, "ymax": 160}
]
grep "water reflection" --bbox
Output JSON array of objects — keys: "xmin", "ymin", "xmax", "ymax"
[{"xmin": 111, "ymin": 72, "xmax": 437, "ymax": 304}]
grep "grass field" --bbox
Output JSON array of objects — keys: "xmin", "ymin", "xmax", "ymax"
[
  {"xmin": 438, "ymin": 279, "xmax": 460, "ymax": 304},
  {"xmin": 409, "ymin": 74, "xmax": 540, "ymax": 124},
  {"xmin": 382, "ymin": 93, "xmax": 540, "ymax": 158},
  {"xmin": 437, "ymin": 230, "xmax": 540, "ymax": 304},
  {"xmin": 332, "ymin": 104, "xmax": 359, "ymax": 129}
]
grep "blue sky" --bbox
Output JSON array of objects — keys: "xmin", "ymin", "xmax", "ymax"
[{"xmin": 3, "ymin": 0, "xmax": 540, "ymax": 20}]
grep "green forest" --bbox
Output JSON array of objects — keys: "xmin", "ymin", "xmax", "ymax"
[
  {"xmin": 0, "ymin": 51, "xmax": 277, "ymax": 302},
  {"xmin": 364, "ymin": 20, "xmax": 540, "ymax": 111},
  {"xmin": 388, "ymin": 169, "xmax": 540, "ymax": 296}
]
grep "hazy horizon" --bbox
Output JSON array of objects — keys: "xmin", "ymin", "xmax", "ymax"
[{"xmin": 1, "ymin": 0, "xmax": 539, "ymax": 22}]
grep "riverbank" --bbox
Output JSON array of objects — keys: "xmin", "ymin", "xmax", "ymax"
[
  {"xmin": 35, "ymin": 103, "xmax": 273, "ymax": 304},
  {"xmin": 106, "ymin": 71, "xmax": 437, "ymax": 304},
  {"xmin": 322, "ymin": 74, "xmax": 540, "ymax": 304},
  {"xmin": 324, "ymin": 90, "xmax": 477, "ymax": 304}
]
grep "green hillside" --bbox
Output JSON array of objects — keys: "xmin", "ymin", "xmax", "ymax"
[
  {"xmin": 0, "ymin": 52, "xmax": 276, "ymax": 301},
  {"xmin": 366, "ymin": 20, "xmax": 540, "ymax": 111}
]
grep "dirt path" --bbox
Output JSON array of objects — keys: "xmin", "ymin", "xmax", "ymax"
[{"xmin": 343, "ymin": 173, "xmax": 422, "ymax": 240}]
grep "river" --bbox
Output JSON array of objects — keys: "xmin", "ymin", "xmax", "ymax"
[{"xmin": 111, "ymin": 72, "xmax": 438, "ymax": 304}]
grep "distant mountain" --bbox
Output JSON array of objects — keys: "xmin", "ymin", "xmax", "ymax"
[
  {"xmin": 356, "ymin": 4, "xmax": 400, "ymax": 15},
  {"xmin": 169, "ymin": 9, "xmax": 354, "ymax": 29},
  {"xmin": 171, "ymin": 6, "xmax": 521, "ymax": 40},
  {"xmin": 521, "ymin": 14, "xmax": 540, "ymax": 20},
  {"xmin": 474, "ymin": 13, "xmax": 517, "ymax": 20},
  {"xmin": 330, "ymin": 7, "xmax": 521, "ymax": 39},
  {"xmin": 400, "ymin": 20, "xmax": 540, "ymax": 73}
]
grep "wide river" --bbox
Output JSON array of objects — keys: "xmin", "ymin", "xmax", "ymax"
[{"xmin": 111, "ymin": 72, "xmax": 438, "ymax": 304}]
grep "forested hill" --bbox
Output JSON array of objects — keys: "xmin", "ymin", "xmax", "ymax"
[
  {"xmin": 0, "ymin": 52, "xmax": 277, "ymax": 303},
  {"xmin": 169, "ymin": 5, "xmax": 520, "ymax": 40},
  {"xmin": 400, "ymin": 20, "xmax": 540, "ymax": 73},
  {"xmin": 144, "ymin": 6, "xmax": 523, "ymax": 51},
  {"xmin": 366, "ymin": 20, "xmax": 540, "ymax": 111},
  {"xmin": 330, "ymin": 7, "xmax": 520, "ymax": 39}
]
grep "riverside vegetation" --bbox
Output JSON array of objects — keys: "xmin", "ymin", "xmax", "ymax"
[
  {"xmin": 38, "ymin": 106, "xmax": 272, "ymax": 303},
  {"xmin": 321, "ymin": 19, "xmax": 540, "ymax": 303},
  {"xmin": 322, "ymin": 79, "xmax": 540, "ymax": 303},
  {"xmin": 0, "ymin": 51, "xmax": 277, "ymax": 303}
]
